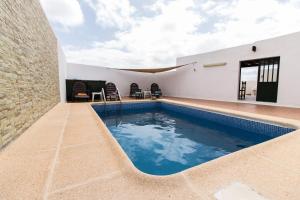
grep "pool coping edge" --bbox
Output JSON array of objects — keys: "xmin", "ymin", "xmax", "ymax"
[{"xmin": 89, "ymin": 99, "xmax": 300, "ymax": 179}]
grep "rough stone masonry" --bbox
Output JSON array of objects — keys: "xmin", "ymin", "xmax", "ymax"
[{"xmin": 0, "ymin": 0, "xmax": 60, "ymax": 148}]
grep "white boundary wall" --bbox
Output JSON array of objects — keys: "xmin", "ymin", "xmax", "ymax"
[
  {"xmin": 58, "ymin": 32, "xmax": 300, "ymax": 107},
  {"xmin": 57, "ymin": 42, "xmax": 67, "ymax": 102},
  {"xmin": 154, "ymin": 32, "xmax": 300, "ymax": 107},
  {"xmin": 66, "ymin": 63, "xmax": 155, "ymax": 97}
]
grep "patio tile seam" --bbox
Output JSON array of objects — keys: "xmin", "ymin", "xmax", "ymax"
[
  {"xmin": 242, "ymin": 143, "xmax": 300, "ymax": 175},
  {"xmin": 254, "ymin": 153, "xmax": 300, "ymax": 175},
  {"xmin": 42, "ymin": 105, "xmax": 71, "ymax": 200},
  {"xmin": 239, "ymin": 179, "xmax": 291, "ymax": 200},
  {"xmin": 48, "ymin": 170, "xmax": 122, "ymax": 196},
  {"xmin": 222, "ymin": 153, "xmax": 298, "ymax": 200},
  {"xmin": 181, "ymin": 172, "xmax": 210, "ymax": 200},
  {"xmin": 227, "ymin": 150, "xmax": 297, "ymax": 199}
]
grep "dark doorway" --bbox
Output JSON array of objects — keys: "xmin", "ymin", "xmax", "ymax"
[{"xmin": 239, "ymin": 57, "xmax": 280, "ymax": 103}]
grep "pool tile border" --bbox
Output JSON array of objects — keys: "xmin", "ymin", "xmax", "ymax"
[
  {"xmin": 93, "ymin": 101, "xmax": 295, "ymax": 138},
  {"xmin": 89, "ymin": 98, "xmax": 300, "ymax": 179}
]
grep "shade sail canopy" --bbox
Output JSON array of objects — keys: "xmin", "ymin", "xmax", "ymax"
[{"xmin": 119, "ymin": 62, "xmax": 196, "ymax": 73}]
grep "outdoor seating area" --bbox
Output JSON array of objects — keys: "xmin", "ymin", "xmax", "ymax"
[
  {"xmin": 129, "ymin": 83, "xmax": 163, "ymax": 100},
  {"xmin": 68, "ymin": 81, "xmax": 164, "ymax": 102},
  {"xmin": 66, "ymin": 79, "xmax": 106, "ymax": 102},
  {"xmin": 65, "ymin": 80, "xmax": 163, "ymax": 103}
]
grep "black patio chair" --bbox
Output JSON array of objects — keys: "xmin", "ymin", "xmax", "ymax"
[
  {"xmin": 130, "ymin": 83, "xmax": 142, "ymax": 99},
  {"xmin": 151, "ymin": 83, "xmax": 162, "ymax": 98},
  {"xmin": 72, "ymin": 81, "xmax": 90, "ymax": 102},
  {"xmin": 105, "ymin": 82, "xmax": 119, "ymax": 101}
]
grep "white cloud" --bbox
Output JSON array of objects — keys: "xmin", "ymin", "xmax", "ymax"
[
  {"xmin": 85, "ymin": 0, "xmax": 136, "ymax": 29},
  {"xmin": 40, "ymin": 0, "xmax": 84, "ymax": 28},
  {"xmin": 209, "ymin": 0, "xmax": 300, "ymax": 45},
  {"xmin": 65, "ymin": 0, "xmax": 300, "ymax": 68},
  {"xmin": 66, "ymin": 0, "xmax": 204, "ymax": 67}
]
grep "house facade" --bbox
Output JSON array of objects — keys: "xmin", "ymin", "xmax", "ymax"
[{"xmin": 65, "ymin": 32, "xmax": 300, "ymax": 107}]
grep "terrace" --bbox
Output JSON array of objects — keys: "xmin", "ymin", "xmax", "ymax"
[
  {"xmin": 1, "ymin": 99, "xmax": 300, "ymax": 199},
  {"xmin": 1, "ymin": 1, "xmax": 300, "ymax": 200}
]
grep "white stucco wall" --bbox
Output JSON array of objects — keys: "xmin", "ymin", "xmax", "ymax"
[
  {"xmin": 57, "ymin": 42, "xmax": 67, "ymax": 102},
  {"xmin": 155, "ymin": 32, "xmax": 300, "ymax": 107},
  {"xmin": 60, "ymin": 32, "xmax": 300, "ymax": 107},
  {"xmin": 66, "ymin": 63, "xmax": 156, "ymax": 97}
]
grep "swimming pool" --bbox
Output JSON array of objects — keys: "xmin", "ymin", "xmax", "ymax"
[{"xmin": 92, "ymin": 101, "xmax": 294, "ymax": 175}]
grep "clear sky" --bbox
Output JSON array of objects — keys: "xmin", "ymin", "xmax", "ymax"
[{"xmin": 40, "ymin": 0, "xmax": 300, "ymax": 68}]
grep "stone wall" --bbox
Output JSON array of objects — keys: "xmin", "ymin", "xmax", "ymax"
[{"xmin": 0, "ymin": 0, "xmax": 60, "ymax": 148}]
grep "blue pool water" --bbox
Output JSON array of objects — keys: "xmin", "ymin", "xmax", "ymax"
[{"xmin": 93, "ymin": 102, "xmax": 294, "ymax": 175}]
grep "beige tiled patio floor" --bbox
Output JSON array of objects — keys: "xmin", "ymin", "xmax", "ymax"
[
  {"xmin": 0, "ymin": 99, "xmax": 300, "ymax": 200},
  {"xmin": 165, "ymin": 97, "xmax": 300, "ymax": 120}
]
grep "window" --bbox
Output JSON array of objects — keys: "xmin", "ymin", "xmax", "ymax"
[{"xmin": 259, "ymin": 58, "xmax": 279, "ymax": 83}]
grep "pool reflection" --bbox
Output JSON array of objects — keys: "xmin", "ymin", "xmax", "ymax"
[{"xmin": 102, "ymin": 110, "xmax": 269, "ymax": 175}]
